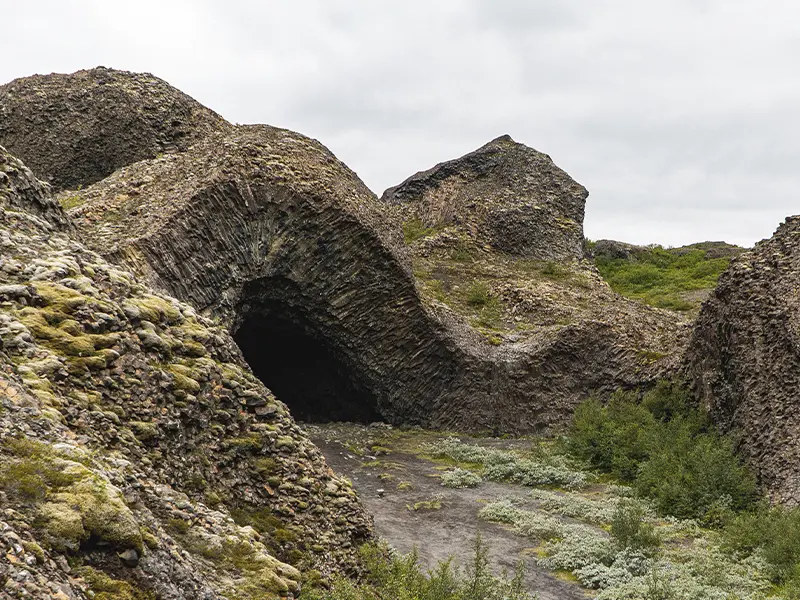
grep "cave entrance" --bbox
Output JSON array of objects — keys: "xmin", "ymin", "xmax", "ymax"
[{"xmin": 233, "ymin": 304, "xmax": 381, "ymax": 424}]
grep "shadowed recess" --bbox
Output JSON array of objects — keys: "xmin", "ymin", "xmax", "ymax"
[{"xmin": 234, "ymin": 301, "xmax": 381, "ymax": 424}]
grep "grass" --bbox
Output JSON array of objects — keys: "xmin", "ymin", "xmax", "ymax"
[
  {"xmin": 403, "ymin": 218, "xmax": 439, "ymax": 244},
  {"xmin": 594, "ymin": 245, "xmax": 733, "ymax": 312}
]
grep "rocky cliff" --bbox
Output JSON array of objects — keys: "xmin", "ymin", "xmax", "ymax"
[
  {"xmin": 0, "ymin": 67, "xmax": 228, "ymax": 191},
  {"xmin": 684, "ymin": 217, "xmax": 800, "ymax": 504},
  {"xmin": 0, "ymin": 146, "xmax": 371, "ymax": 598},
  {"xmin": 2, "ymin": 68, "xmax": 688, "ymax": 437},
  {"xmin": 382, "ymin": 135, "xmax": 587, "ymax": 261}
]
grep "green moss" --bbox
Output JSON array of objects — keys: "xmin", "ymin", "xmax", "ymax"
[
  {"xmin": 42, "ymin": 468, "xmax": 143, "ymax": 552},
  {"xmin": 403, "ymin": 217, "xmax": 439, "ymax": 244},
  {"xmin": 166, "ymin": 363, "xmax": 202, "ymax": 393},
  {"xmin": 130, "ymin": 295, "xmax": 182, "ymax": 323},
  {"xmin": 252, "ymin": 457, "xmax": 279, "ymax": 476},
  {"xmin": 226, "ymin": 434, "xmax": 264, "ymax": 451},
  {"xmin": 141, "ymin": 530, "xmax": 160, "ymax": 550},
  {"xmin": 32, "ymin": 282, "xmax": 86, "ymax": 314},
  {"xmin": 59, "ymin": 194, "xmax": 88, "ymax": 211},
  {"xmin": 406, "ymin": 497, "xmax": 443, "ymax": 511},
  {"xmin": 22, "ymin": 540, "xmax": 45, "ymax": 564},
  {"xmin": 58, "ymin": 319, "xmax": 83, "ymax": 335},
  {"xmin": 181, "ymin": 527, "xmax": 300, "ymax": 599},
  {"xmin": 129, "ymin": 421, "xmax": 159, "ymax": 442},
  {"xmin": 0, "ymin": 439, "xmax": 82, "ymax": 500},
  {"xmin": 76, "ymin": 566, "xmax": 155, "ymax": 600},
  {"xmin": 0, "ymin": 438, "xmax": 142, "ymax": 552},
  {"xmin": 167, "ymin": 518, "xmax": 191, "ymax": 535},
  {"xmin": 66, "ymin": 355, "xmax": 107, "ymax": 373}
]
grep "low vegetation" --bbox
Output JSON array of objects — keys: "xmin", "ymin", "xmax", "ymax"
[
  {"xmin": 302, "ymin": 537, "xmax": 534, "ymax": 600},
  {"xmin": 566, "ymin": 381, "xmax": 756, "ymax": 522},
  {"xmin": 593, "ymin": 245, "xmax": 734, "ymax": 312},
  {"xmin": 308, "ymin": 407, "xmax": 800, "ymax": 599}
]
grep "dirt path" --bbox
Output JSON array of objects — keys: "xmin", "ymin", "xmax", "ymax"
[{"xmin": 309, "ymin": 427, "xmax": 590, "ymax": 600}]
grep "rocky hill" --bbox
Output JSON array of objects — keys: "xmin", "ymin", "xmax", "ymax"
[
  {"xmin": 7, "ymin": 69, "xmax": 688, "ymax": 433},
  {"xmin": 0, "ymin": 67, "xmax": 228, "ymax": 191},
  {"xmin": 591, "ymin": 239, "xmax": 745, "ymax": 312},
  {"xmin": 0, "ymin": 146, "xmax": 371, "ymax": 598},
  {"xmin": 684, "ymin": 217, "xmax": 800, "ymax": 504},
  {"xmin": 382, "ymin": 134, "xmax": 587, "ymax": 261}
]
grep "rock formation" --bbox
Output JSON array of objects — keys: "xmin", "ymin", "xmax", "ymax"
[
  {"xmin": 0, "ymin": 67, "xmax": 228, "ymax": 190},
  {"xmin": 684, "ymin": 217, "xmax": 800, "ymax": 504},
  {"xmin": 0, "ymin": 67, "xmax": 692, "ymax": 438},
  {"xmin": 3, "ymin": 67, "xmax": 683, "ymax": 434},
  {"xmin": 382, "ymin": 135, "xmax": 587, "ymax": 261},
  {"xmin": 0, "ymin": 146, "xmax": 371, "ymax": 598}
]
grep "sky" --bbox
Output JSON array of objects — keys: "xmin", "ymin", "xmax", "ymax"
[{"xmin": 2, "ymin": 0, "xmax": 798, "ymax": 247}]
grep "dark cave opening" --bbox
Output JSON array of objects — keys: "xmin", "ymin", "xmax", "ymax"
[{"xmin": 233, "ymin": 306, "xmax": 381, "ymax": 424}]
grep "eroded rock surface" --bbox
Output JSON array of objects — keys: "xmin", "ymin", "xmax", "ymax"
[
  {"xmin": 382, "ymin": 135, "xmax": 587, "ymax": 261},
  {"xmin": 62, "ymin": 87, "xmax": 686, "ymax": 432},
  {"xmin": 684, "ymin": 216, "xmax": 800, "ymax": 504},
  {"xmin": 0, "ymin": 67, "xmax": 228, "ymax": 190},
  {"xmin": 0, "ymin": 145, "xmax": 371, "ymax": 598}
]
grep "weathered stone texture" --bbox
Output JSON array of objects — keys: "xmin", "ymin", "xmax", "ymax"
[
  {"xmin": 69, "ymin": 124, "xmax": 685, "ymax": 433},
  {"xmin": 0, "ymin": 67, "xmax": 228, "ymax": 190},
  {"xmin": 382, "ymin": 135, "xmax": 588, "ymax": 261},
  {"xmin": 0, "ymin": 145, "xmax": 371, "ymax": 598},
  {"xmin": 684, "ymin": 216, "xmax": 800, "ymax": 504}
]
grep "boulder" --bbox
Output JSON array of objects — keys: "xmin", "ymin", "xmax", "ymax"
[{"xmin": 0, "ymin": 66, "xmax": 228, "ymax": 190}]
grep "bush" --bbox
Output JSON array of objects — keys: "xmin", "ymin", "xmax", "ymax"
[
  {"xmin": 724, "ymin": 505, "xmax": 800, "ymax": 584},
  {"xmin": 567, "ymin": 393, "xmax": 656, "ymax": 482},
  {"xmin": 441, "ymin": 468, "xmax": 482, "ymax": 489},
  {"xmin": 610, "ymin": 501, "xmax": 660, "ymax": 555},
  {"xmin": 301, "ymin": 536, "xmax": 535, "ymax": 600},
  {"xmin": 594, "ymin": 245, "xmax": 733, "ymax": 312},
  {"xmin": 635, "ymin": 426, "xmax": 756, "ymax": 521},
  {"xmin": 566, "ymin": 382, "xmax": 756, "ymax": 522}
]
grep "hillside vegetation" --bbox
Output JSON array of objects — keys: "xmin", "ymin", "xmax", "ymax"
[{"xmin": 591, "ymin": 241, "xmax": 744, "ymax": 312}]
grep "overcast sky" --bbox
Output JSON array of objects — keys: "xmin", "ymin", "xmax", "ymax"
[{"xmin": 2, "ymin": 1, "xmax": 798, "ymax": 247}]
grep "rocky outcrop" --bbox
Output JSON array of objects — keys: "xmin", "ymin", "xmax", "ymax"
[
  {"xmin": 684, "ymin": 217, "xmax": 800, "ymax": 504},
  {"xmin": 0, "ymin": 67, "xmax": 228, "ymax": 190},
  {"xmin": 0, "ymin": 145, "xmax": 371, "ymax": 598},
  {"xmin": 53, "ymin": 69, "xmax": 687, "ymax": 434},
  {"xmin": 382, "ymin": 135, "xmax": 587, "ymax": 261}
]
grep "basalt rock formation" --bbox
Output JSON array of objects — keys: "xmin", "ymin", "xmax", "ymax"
[
  {"xmin": 684, "ymin": 217, "xmax": 800, "ymax": 504},
  {"xmin": 382, "ymin": 135, "xmax": 587, "ymax": 261},
  {"xmin": 0, "ymin": 67, "xmax": 228, "ymax": 191},
  {"xmin": 0, "ymin": 146, "xmax": 371, "ymax": 598},
  {"xmin": 28, "ymin": 68, "xmax": 689, "ymax": 434}
]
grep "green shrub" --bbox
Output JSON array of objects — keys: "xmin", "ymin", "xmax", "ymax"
[
  {"xmin": 724, "ymin": 505, "xmax": 800, "ymax": 584},
  {"xmin": 466, "ymin": 282, "xmax": 491, "ymax": 307},
  {"xmin": 610, "ymin": 500, "xmax": 660, "ymax": 555},
  {"xmin": 302, "ymin": 536, "xmax": 534, "ymax": 600},
  {"xmin": 566, "ymin": 382, "xmax": 756, "ymax": 522},
  {"xmin": 566, "ymin": 393, "xmax": 655, "ymax": 482},
  {"xmin": 635, "ymin": 426, "xmax": 756, "ymax": 521}
]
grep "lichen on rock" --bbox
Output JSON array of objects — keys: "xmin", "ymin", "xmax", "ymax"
[{"xmin": 0, "ymin": 143, "xmax": 371, "ymax": 598}]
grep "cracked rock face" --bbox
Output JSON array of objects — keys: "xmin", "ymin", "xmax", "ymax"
[
  {"xmin": 0, "ymin": 145, "xmax": 371, "ymax": 599},
  {"xmin": 684, "ymin": 216, "xmax": 800, "ymax": 504},
  {"xmin": 382, "ymin": 135, "xmax": 588, "ymax": 261},
  {"xmin": 52, "ymin": 69, "xmax": 687, "ymax": 433},
  {"xmin": 0, "ymin": 67, "xmax": 228, "ymax": 191}
]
